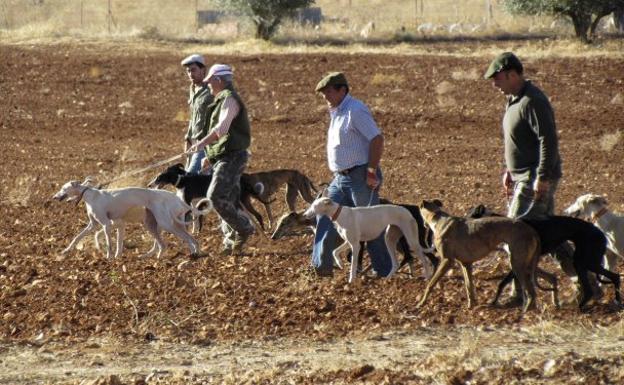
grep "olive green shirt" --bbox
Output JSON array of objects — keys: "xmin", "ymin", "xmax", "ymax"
[
  {"xmin": 185, "ymin": 85, "xmax": 214, "ymax": 142},
  {"xmin": 206, "ymin": 88, "xmax": 251, "ymax": 162},
  {"xmin": 503, "ymin": 81, "xmax": 562, "ymax": 183}
]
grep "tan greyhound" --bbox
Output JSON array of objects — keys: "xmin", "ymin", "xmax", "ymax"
[{"xmin": 417, "ymin": 200, "xmax": 541, "ymax": 312}]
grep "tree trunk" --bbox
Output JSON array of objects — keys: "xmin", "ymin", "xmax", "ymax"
[
  {"xmin": 589, "ymin": 10, "xmax": 612, "ymax": 38},
  {"xmin": 254, "ymin": 16, "xmax": 282, "ymax": 40},
  {"xmin": 568, "ymin": 11, "xmax": 591, "ymax": 43}
]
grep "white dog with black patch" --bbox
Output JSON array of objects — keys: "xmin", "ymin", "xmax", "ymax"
[
  {"xmin": 565, "ymin": 194, "xmax": 624, "ymax": 272},
  {"xmin": 53, "ymin": 179, "xmax": 211, "ymax": 259},
  {"xmin": 304, "ymin": 197, "xmax": 433, "ymax": 283}
]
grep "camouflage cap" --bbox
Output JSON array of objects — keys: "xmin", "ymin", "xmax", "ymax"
[
  {"xmin": 483, "ymin": 52, "xmax": 523, "ymax": 79},
  {"xmin": 315, "ymin": 72, "xmax": 348, "ymax": 92}
]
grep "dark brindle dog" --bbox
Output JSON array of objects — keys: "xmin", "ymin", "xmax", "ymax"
[{"xmin": 240, "ymin": 169, "xmax": 318, "ymax": 230}]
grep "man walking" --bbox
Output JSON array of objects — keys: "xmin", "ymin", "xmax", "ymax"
[
  {"xmin": 187, "ymin": 64, "xmax": 254, "ymax": 254},
  {"xmin": 181, "ymin": 54, "xmax": 214, "ymax": 174},
  {"xmin": 311, "ymin": 72, "xmax": 393, "ymax": 278},
  {"xmin": 485, "ymin": 52, "xmax": 599, "ymax": 305}
]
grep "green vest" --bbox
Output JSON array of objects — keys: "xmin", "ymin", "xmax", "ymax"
[{"xmin": 206, "ymin": 88, "xmax": 251, "ymax": 162}]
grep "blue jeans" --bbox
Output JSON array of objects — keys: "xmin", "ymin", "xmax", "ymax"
[
  {"xmin": 311, "ymin": 165, "xmax": 393, "ymax": 277},
  {"xmin": 186, "ymin": 150, "xmax": 206, "ymax": 175}
]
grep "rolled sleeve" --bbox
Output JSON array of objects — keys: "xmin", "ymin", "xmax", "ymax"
[{"xmin": 212, "ymin": 96, "xmax": 240, "ymax": 137}]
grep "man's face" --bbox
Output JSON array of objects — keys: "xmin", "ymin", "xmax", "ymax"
[
  {"xmin": 492, "ymin": 70, "xmax": 515, "ymax": 95},
  {"xmin": 205, "ymin": 76, "xmax": 223, "ymax": 96},
  {"xmin": 185, "ymin": 63, "xmax": 205, "ymax": 86},
  {"xmin": 320, "ymin": 86, "xmax": 346, "ymax": 108}
]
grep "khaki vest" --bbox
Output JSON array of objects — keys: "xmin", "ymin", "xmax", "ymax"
[{"xmin": 206, "ymin": 88, "xmax": 251, "ymax": 162}]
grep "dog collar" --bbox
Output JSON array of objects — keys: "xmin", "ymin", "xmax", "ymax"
[
  {"xmin": 75, "ymin": 186, "xmax": 89, "ymax": 206},
  {"xmin": 174, "ymin": 174, "xmax": 184, "ymax": 188},
  {"xmin": 331, "ymin": 205, "xmax": 342, "ymax": 221},
  {"xmin": 592, "ymin": 207, "xmax": 608, "ymax": 223}
]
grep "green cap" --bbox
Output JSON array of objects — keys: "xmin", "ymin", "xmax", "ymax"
[
  {"xmin": 483, "ymin": 52, "xmax": 523, "ymax": 79},
  {"xmin": 315, "ymin": 72, "xmax": 348, "ymax": 92}
]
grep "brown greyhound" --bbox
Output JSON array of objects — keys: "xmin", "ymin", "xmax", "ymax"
[{"xmin": 417, "ymin": 200, "xmax": 541, "ymax": 312}]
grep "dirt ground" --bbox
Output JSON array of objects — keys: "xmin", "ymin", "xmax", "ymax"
[{"xmin": 1, "ymin": 41, "xmax": 623, "ymax": 384}]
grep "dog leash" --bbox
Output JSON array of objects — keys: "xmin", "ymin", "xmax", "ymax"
[{"xmin": 98, "ymin": 151, "xmax": 200, "ymax": 188}]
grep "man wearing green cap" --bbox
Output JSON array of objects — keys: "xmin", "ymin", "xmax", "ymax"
[
  {"xmin": 485, "ymin": 52, "xmax": 599, "ymax": 305},
  {"xmin": 311, "ymin": 72, "xmax": 393, "ymax": 277},
  {"xmin": 485, "ymin": 51, "xmax": 562, "ymax": 220}
]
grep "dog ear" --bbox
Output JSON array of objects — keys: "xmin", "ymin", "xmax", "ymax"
[
  {"xmin": 432, "ymin": 199, "xmax": 443, "ymax": 208},
  {"xmin": 82, "ymin": 176, "xmax": 96, "ymax": 186}
]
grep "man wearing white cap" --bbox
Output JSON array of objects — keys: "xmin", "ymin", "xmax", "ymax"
[
  {"xmin": 180, "ymin": 54, "xmax": 214, "ymax": 174},
  {"xmin": 187, "ymin": 64, "xmax": 254, "ymax": 254}
]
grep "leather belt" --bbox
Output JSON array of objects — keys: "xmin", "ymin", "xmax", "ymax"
[{"xmin": 336, "ymin": 164, "xmax": 365, "ymax": 176}]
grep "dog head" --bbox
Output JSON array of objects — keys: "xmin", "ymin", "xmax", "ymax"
[
  {"xmin": 303, "ymin": 197, "xmax": 337, "ymax": 219},
  {"xmin": 419, "ymin": 199, "xmax": 444, "ymax": 227},
  {"xmin": 52, "ymin": 180, "xmax": 84, "ymax": 202},
  {"xmin": 147, "ymin": 163, "xmax": 186, "ymax": 188},
  {"xmin": 466, "ymin": 204, "xmax": 504, "ymax": 219},
  {"xmin": 564, "ymin": 194, "xmax": 609, "ymax": 219},
  {"xmin": 271, "ymin": 211, "xmax": 312, "ymax": 240}
]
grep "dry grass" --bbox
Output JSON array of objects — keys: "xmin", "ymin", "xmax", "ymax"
[
  {"xmin": 600, "ymin": 130, "xmax": 622, "ymax": 152},
  {"xmin": 3, "ymin": 0, "xmax": 623, "ymax": 56}
]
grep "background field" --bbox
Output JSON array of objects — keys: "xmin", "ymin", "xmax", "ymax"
[{"xmin": 0, "ymin": 0, "xmax": 590, "ymax": 41}]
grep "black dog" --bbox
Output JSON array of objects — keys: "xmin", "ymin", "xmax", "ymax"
[
  {"xmin": 148, "ymin": 163, "xmax": 268, "ymax": 231},
  {"xmin": 469, "ymin": 204, "xmax": 621, "ymax": 310}
]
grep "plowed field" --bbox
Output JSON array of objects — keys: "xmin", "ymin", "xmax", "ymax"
[{"xmin": 1, "ymin": 42, "xmax": 623, "ymax": 384}]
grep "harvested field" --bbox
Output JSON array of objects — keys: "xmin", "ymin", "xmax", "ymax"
[{"xmin": 0, "ymin": 41, "xmax": 623, "ymax": 384}]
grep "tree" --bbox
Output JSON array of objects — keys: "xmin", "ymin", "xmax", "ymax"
[
  {"xmin": 502, "ymin": 0, "xmax": 624, "ymax": 42},
  {"xmin": 215, "ymin": 0, "xmax": 315, "ymax": 40}
]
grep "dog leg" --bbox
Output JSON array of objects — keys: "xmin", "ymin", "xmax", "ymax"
[
  {"xmin": 264, "ymin": 203, "xmax": 275, "ymax": 231},
  {"xmin": 348, "ymin": 242, "xmax": 361, "ymax": 283},
  {"xmin": 113, "ymin": 221, "xmax": 125, "ymax": 259},
  {"xmin": 384, "ymin": 225, "xmax": 402, "ymax": 278},
  {"xmin": 416, "ymin": 258, "xmax": 453, "ymax": 309},
  {"xmin": 141, "ymin": 210, "xmax": 165, "ymax": 258},
  {"xmin": 492, "ymin": 271, "xmax": 515, "ymax": 307},
  {"xmin": 285, "ymin": 183, "xmax": 299, "ymax": 212},
  {"xmin": 102, "ymin": 222, "xmax": 114, "ymax": 259},
  {"xmin": 332, "ymin": 241, "xmax": 353, "ymax": 282},
  {"xmin": 63, "ymin": 219, "xmax": 97, "ymax": 254},
  {"xmin": 459, "ymin": 262, "xmax": 477, "ymax": 308}
]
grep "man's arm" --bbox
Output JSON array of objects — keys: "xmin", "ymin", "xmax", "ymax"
[
  {"xmin": 366, "ymin": 135, "xmax": 383, "ymax": 189},
  {"xmin": 526, "ymin": 99, "xmax": 559, "ymax": 198}
]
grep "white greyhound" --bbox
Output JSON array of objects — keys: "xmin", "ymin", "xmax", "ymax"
[
  {"xmin": 53, "ymin": 180, "xmax": 211, "ymax": 259},
  {"xmin": 564, "ymin": 194, "xmax": 624, "ymax": 272},
  {"xmin": 303, "ymin": 197, "xmax": 433, "ymax": 283}
]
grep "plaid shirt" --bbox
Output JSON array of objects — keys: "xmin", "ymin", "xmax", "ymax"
[{"xmin": 326, "ymin": 94, "xmax": 381, "ymax": 172}]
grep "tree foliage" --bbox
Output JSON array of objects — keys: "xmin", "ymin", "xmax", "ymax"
[
  {"xmin": 502, "ymin": 0, "xmax": 624, "ymax": 42},
  {"xmin": 215, "ymin": 0, "xmax": 315, "ymax": 40}
]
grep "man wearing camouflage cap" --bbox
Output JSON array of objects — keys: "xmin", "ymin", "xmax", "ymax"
[
  {"xmin": 485, "ymin": 52, "xmax": 596, "ymax": 305},
  {"xmin": 311, "ymin": 72, "xmax": 394, "ymax": 278},
  {"xmin": 180, "ymin": 54, "xmax": 214, "ymax": 174}
]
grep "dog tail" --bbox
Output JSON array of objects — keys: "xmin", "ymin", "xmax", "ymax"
[{"xmin": 172, "ymin": 198, "xmax": 213, "ymax": 226}]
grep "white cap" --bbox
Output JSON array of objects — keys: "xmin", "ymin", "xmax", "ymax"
[
  {"xmin": 203, "ymin": 64, "xmax": 233, "ymax": 81},
  {"xmin": 181, "ymin": 54, "xmax": 205, "ymax": 67}
]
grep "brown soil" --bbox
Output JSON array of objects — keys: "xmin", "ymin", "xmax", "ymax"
[{"xmin": 0, "ymin": 42, "xmax": 623, "ymax": 384}]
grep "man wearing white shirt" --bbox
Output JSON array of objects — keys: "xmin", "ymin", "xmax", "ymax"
[
  {"xmin": 187, "ymin": 64, "xmax": 254, "ymax": 254},
  {"xmin": 311, "ymin": 72, "xmax": 393, "ymax": 277}
]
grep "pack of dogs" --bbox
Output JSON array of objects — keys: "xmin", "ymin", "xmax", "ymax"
[{"xmin": 53, "ymin": 167, "xmax": 624, "ymax": 313}]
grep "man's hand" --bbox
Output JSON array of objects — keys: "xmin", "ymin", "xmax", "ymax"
[
  {"xmin": 533, "ymin": 179, "xmax": 550, "ymax": 201},
  {"xmin": 501, "ymin": 170, "xmax": 513, "ymax": 198},
  {"xmin": 366, "ymin": 169, "xmax": 379, "ymax": 190},
  {"xmin": 200, "ymin": 157, "xmax": 211, "ymax": 173}
]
